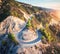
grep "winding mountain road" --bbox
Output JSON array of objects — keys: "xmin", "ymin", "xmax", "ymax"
[
  {"xmin": 14, "ymin": 9, "xmax": 42, "ymax": 47},
  {"xmin": 19, "ymin": 30, "xmax": 42, "ymax": 47}
]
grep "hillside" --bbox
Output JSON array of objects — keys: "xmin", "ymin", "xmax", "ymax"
[
  {"xmin": 0, "ymin": 0, "xmax": 51, "ymax": 32},
  {"xmin": 0, "ymin": 0, "xmax": 51, "ymax": 21},
  {"xmin": 1, "ymin": 0, "xmax": 60, "ymax": 36},
  {"xmin": 0, "ymin": 0, "xmax": 60, "ymax": 54}
]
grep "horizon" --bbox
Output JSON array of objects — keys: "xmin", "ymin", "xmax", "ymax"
[{"xmin": 16, "ymin": 0, "xmax": 60, "ymax": 10}]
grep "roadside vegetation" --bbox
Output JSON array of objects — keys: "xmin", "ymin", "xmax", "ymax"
[
  {"xmin": 26, "ymin": 19, "xmax": 32, "ymax": 28},
  {"xmin": 40, "ymin": 28, "xmax": 57, "ymax": 43},
  {"xmin": 8, "ymin": 33, "xmax": 18, "ymax": 45},
  {"xmin": 40, "ymin": 22, "xmax": 58, "ymax": 43},
  {"xmin": 2, "ymin": 40, "xmax": 7, "ymax": 46}
]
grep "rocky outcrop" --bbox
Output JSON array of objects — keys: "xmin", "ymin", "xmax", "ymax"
[{"xmin": 0, "ymin": 16, "xmax": 25, "ymax": 34}]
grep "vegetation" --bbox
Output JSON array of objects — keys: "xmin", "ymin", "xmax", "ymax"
[
  {"xmin": 0, "ymin": 0, "xmax": 60, "ymax": 54},
  {"xmin": 40, "ymin": 28, "xmax": 57, "ymax": 43},
  {"xmin": 8, "ymin": 33, "xmax": 18, "ymax": 45},
  {"xmin": 0, "ymin": 0, "xmax": 11, "ymax": 22},
  {"xmin": 43, "ymin": 43, "xmax": 60, "ymax": 54},
  {"xmin": 49, "ymin": 24, "xmax": 60, "ymax": 36},
  {"xmin": 26, "ymin": 19, "xmax": 32, "ymax": 28},
  {"xmin": 2, "ymin": 40, "xmax": 7, "ymax": 46}
]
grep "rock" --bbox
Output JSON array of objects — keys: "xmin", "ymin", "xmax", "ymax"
[{"xmin": 0, "ymin": 16, "xmax": 25, "ymax": 34}]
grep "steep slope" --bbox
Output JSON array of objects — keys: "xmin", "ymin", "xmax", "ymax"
[
  {"xmin": 0, "ymin": 0, "xmax": 60, "ymax": 54},
  {"xmin": 0, "ymin": 0, "xmax": 51, "ymax": 22},
  {"xmin": 0, "ymin": 0, "xmax": 60, "ymax": 38},
  {"xmin": 0, "ymin": 16, "xmax": 25, "ymax": 34},
  {"xmin": 0, "ymin": 0, "xmax": 60, "ymax": 40}
]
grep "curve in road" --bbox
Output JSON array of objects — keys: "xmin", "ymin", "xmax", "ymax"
[
  {"xmin": 14, "ymin": 10, "xmax": 42, "ymax": 47},
  {"xmin": 17, "ymin": 29, "xmax": 42, "ymax": 47}
]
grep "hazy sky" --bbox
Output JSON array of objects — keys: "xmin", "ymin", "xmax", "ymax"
[{"xmin": 16, "ymin": 0, "xmax": 60, "ymax": 10}]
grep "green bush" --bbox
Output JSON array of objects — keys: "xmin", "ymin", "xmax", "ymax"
[
  {"xmin": 41, "ymin": 36, "xmax": 45, "ymax": 40},
  {"xmin": 26, "ymin": 19, "xmax": 31, "ymax": 28},
  {"xmin": 2, "ymin": 40, "xmax": 7, "ymax": 46},
  {"xmin": 40, "ymin": 28, "xmax": 56, "ymax": 43},
  {"xmin": 8, "ymin": 33, "xmax": 18, "ymax": 45}
]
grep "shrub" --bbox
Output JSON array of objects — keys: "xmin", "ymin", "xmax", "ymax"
[
  {"xmin": 8, "ymin": 33, "xmax": 18, "ymax": 45},
  {"xmin": 40, "ymin": 28, "xmax": 56, "ymax": 43},
  {"xmin": 41, "ymin": 36, "xmax": 45, "ymax": 40},
  {"xmin": 26, "ymin": 19, "xmax": 31, "ymax": 28},
  {"xmin": 2, "ymin": 40, "xmax": 7, "ymax": 46}
]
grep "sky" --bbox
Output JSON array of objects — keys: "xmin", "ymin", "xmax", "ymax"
[{"xmin": 16, "ymin": 0, "xmax": 60, "ymax": 10}]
